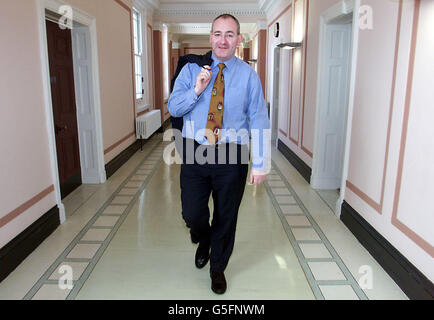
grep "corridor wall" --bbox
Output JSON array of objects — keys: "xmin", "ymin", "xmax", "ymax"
[
  {"xmin": 0, "ymin": 0, "xmax": 143, "ymax": 253},
  {"xmin": 266, "ymin": 0, "xmax": 433, "ymax": 284},
  {"xmin": 344, "ymin": 0, "xmax": 433, "ymax": 283}
]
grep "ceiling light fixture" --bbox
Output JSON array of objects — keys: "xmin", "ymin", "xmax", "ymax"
[{"xmin": 277, "ymin": 42, "xmax": 302, "ymax": 50}]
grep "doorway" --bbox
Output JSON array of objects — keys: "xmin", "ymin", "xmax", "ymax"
[
  {"xmin": 46, "ymin": 18, "xmax": 82, "ymax": 199},
  {"xmin": 311, "ymin": 1, "xmax": 357, "ymax": 215},
  {"xmin": 39, "ymin": 2, "xmax": 106, "ymax": 223},
  {"xmin": 270, "ymin": 46, "xmax": 281, "ymax": 147}
]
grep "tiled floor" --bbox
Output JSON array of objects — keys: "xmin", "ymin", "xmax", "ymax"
[{"xmin": 0, "ymin": 134, "xmax": 408, "ymax": 300}]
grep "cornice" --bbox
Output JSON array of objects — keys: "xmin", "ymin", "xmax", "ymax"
[
  {"xmin": 146, "ymin": 0, "xmax": 160, "ymax": 9},
  {"xmin": 134, "ymin": 0, "xmax": 158, "ymax": 15},
  {"xmin": 258, "ymin": 0, "xmax": 274, "ymax": 12},
  {"xmin": 154, "ymin": 3, "xmax": 266, "ymax": 20},
  {"xmin": 167, "ymin": 22, "xmax": 257, "ymax": 34}
]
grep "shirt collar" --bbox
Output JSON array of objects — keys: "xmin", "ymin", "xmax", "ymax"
[{"xmin": 211, "ymin": 54, "xmax": 237, "ymax": 70}]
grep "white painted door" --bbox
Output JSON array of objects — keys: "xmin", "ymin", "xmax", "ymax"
[
  {"xmin": 72, "ymin": 27, "xmax": 100, "ymax": 184},
  {"xmin": 314, "ymin": 23, "xmax": 352, "ymax": 189}
]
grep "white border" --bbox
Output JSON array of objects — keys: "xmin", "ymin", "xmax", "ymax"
[
  {"xmin": 37, "ymin": 0, "xmax": 106, "ymax": 224},
  {"xmin": 311, "ymin": 0, "xmax": 360, "ymax": 216}
]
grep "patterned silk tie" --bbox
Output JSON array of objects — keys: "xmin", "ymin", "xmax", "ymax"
[{"xmin": 205, "ymin": 63, "xmax": 226, "ymax": 145}]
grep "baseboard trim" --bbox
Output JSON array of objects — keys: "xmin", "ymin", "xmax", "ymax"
[
  {"xmin": 0, "ymin": 206, "xmax": 60, "ymax": 283},
  {"xmin": 341, "ymin": 201, "xmax": 434, "ymax": 300},
  {"xmin": 105, "ymin": 140, "xmax": 141, "ymax": 179},
  {"xmin": 277, "ymin": 139, "xmax": 312, "ymax": 183},
  {"xmin": 104, "ymin": 119, "xmax": 170, "ymax": 179}
]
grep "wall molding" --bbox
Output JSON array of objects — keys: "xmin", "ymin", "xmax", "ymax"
[
  {"xmin": 341, "ymin": 201, "xmax": 434, "ymax": 300},
  {"xmin": 346, "ymin": 0, "xmax": 403, "ymax": 215},
  {"xmin": 300, "ymin": 0, "xmax": 312, "ymax": 158},
  {"xmin": 104, "ymin": 132, "xmax": 136, "ymax": 155},
  {"xmin": 391, "ymin": 0, "xmax": 433, "ymax": 258},
  {"xmin": 0, "ymin": 186, "xmax": 54, "ymax": 228},
  {"xmin": 288, "ymin": 0, "xmax": 299, "ymax": 146},
  {"xmin": 0, "ymin": 206, "xmax": 60, "ymax": 283}
]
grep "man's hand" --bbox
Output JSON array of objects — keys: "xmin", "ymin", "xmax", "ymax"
[
  {"xmin": 249, "ymin": 169, "xmax": 267, "ymax": 185},
  {"xmin": 194, "ymin": 66, "xmax": 212, "ymax": 96}
]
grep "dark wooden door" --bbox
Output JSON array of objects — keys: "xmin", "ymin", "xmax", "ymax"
[{"xmin": 46, "ymin": 20, "xmax": 82, "ymax": 199}]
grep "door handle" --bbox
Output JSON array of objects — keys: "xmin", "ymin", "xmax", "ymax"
[{"xmin": 55, "ymin": 125, "xmax": 68, "ymax": 134}]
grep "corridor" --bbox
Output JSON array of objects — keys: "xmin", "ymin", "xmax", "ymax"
[{"xmin": 0, "ymin": 134, "xmax": 407, "ymax": 300}]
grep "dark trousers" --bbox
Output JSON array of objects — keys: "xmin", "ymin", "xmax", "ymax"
[{"xmin": 180, "ymin": 140, "xmax": 249, "ymax": 273}]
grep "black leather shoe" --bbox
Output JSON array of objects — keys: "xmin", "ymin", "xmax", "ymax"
[
  {"xmin": 210, "ymin": 271, "xmax": 227, "ymax": 294},
  {"xmin": 195, "ymin": 243, "xmax": 210, "ymax": 269}
]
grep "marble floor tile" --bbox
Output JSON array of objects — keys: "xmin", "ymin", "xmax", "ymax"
[
  {"xmin": 267, "ymin": 181, "xmax": 285, "ymax": 187},
  {"xmin": 319, "ymin": 285, "xmax": 359, "ymax": 300},
  {"xmin": 49, "ymin": 262, "xmax": 89, "ymax": 281},
  {"xmin": 271, "ymin": 188, "xmax": 292, "ymax": 196},
  {"xmin": 103, "ymin": 205, "xmax": 127, "ymax": 215},
  {"xmin": 299, "ymin": 243, "xmax": 332, "ymax": 259},
  {"xmin": 308, "ymin": 262, "xmax": 346, "ymax": 281},
  {"xmin": 118, "ymin": 188, "xmax": 139, "ymax": 196},
  {"xmin": 81, "ymin": 228, "xmax": 111, "ymax": 242},
  {"xmin": 93, "ymin": 216, "xmax": 120, "ymax": 227},
  {"xmin": 67, "ymin": 244, "xmax": 101, "ymax": 260},
  {"xmin": 125, "ymin": 181, "xmax": 142, "ymax": 188},
  {"xmin": 0, "ymin": 135, "xmax": 407, "ymax": 301},
  {"xmin": 292, "ymin": 228, "xmax": 321, "ymax": 241},
  {"xmin": 111, "ymin": 196, "xmax": 133, "ymax": 205},
  {"xmin": 32, "ymin": 284, "xmax": 72, "ymax": 300},
  {"xmin": 280, "ymin": 205, "xmax": 303, "ymax": 215},
  {"xmin": 285, "ymin": 216, "xmax": 311, "ymax": 227},
  {"xmin": 275, "ymin": 195, "xmax": 297, "ymax": 204}
]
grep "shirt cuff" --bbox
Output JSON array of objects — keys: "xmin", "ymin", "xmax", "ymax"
[
  {"xmin": 251, "ymin": 159, "xmax": 271, "ymax": 174},
  {"xmin": 189, "ymin": 87, "xmax": 201, "ymax": 103},
  {"xmin": 251, "ymin": 168, "xmax": 268, "ymax": 176}
]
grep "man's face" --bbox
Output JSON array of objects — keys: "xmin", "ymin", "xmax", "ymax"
[{"xmin": 210, "ymin": 17, "xmax": 243, "ymax": 61}]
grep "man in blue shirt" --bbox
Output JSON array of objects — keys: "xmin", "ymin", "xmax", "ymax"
[{"xmin": 168, "ymin": 13, "xmax": 270, "ymax": 294}]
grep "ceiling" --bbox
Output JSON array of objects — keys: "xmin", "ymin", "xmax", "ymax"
[
  {"xmin": 159, "ymin": 0, "xmax": 258, "ymax": 3},
  {"xmin": 141, "ymin": 0, "xmax": 275, "ymax": 44}
]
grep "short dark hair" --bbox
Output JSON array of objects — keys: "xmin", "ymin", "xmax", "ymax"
[{"xmin": 211, "ymin": 14, "xmax": 240, "ymax": 35}]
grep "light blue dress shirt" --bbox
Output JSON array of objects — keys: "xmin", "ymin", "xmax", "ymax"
[{"xmin": 168, "ymin": 54, "xmax": 270, "ymax": 171}]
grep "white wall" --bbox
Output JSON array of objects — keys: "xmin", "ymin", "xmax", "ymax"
[
  {"xmin": 345, "ymin": 0, "xmax": 434, "ymax": 282},
  {"xmin": 266, "ymin": 0, "xmax": 434, "ymax": 282},
  {"xmin": 0, "ymin": 0, "xmax": 140, "ymax": 249}
]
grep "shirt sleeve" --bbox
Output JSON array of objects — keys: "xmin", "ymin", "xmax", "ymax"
[
  {"xmin": 247, "ymin": 70, "xmax": 271, "ymax": 173},
  {"xmin": 167, "ymin": 64, "xmax": 200, "ymax": 118}
]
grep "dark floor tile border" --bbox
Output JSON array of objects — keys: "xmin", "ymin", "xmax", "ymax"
[
  {"xmin": 0, "ymin": 206, "xmax": 60, "ymax": 283},
  {"xmin": 277, "ymin": 139, "xmax": 312, "ymax": 183},
  {"xmin": 341, "ymin": 201, "xmax": 434, "ymax": 300}
]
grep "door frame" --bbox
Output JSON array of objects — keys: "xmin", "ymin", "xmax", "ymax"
[
  {"xmin": 37, "ymin": 0, "xmax": 106, "ymax": 223},
  {"xmin": 311, "ymin": 0, "xmax": 361, "ymax": 216}
]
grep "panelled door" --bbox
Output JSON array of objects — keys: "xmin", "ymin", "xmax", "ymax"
[{"xmin": 46, "ymin": 20, "xmax": 82, "ymax": 198}]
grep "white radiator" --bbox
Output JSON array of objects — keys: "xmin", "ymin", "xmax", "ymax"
[{"xmin": 136, "ymin": 110, "xmax": 161, "ymax": 139}]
